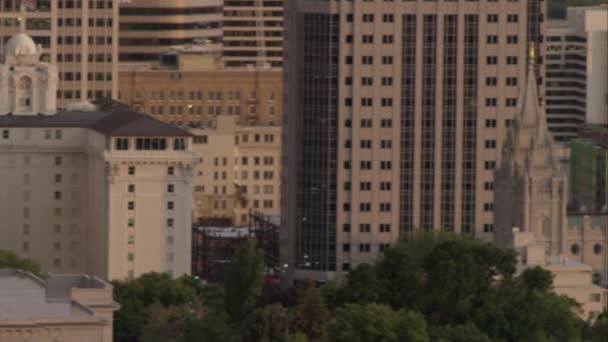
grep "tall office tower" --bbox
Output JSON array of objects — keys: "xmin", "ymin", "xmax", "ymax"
[
  {"xmin": 222, "ymin": 0, "xmax": 283, "ymax": 68},
  {"xmin": 0, "ymin": 0, "xmax": 119, "ymax": 108},
  {"xmin": 281, "ymin": 1, "xmax": 545, "ymax": 281},
  {"xmin": 119, "ymin": 0, "xmax": 223, "ymax": 65},
  {"xmin": 545, "ymin": 6, "xmax": 607, "ymax": 142},
  {"xmin": 0, "ymin": 34, "xmax": 197, "ymax": 280}
]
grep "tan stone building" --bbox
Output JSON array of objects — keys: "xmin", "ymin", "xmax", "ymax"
[
  {"xmin": 119, "ymin": 0, "xmax": 223, "ymax": 65},
  {"xmin": 0, "ymin": 0, "xmax": 119, "ymax": 108},
  {"xmin": 0, "ymin": 269, "xmax": 119, "ymax": 342},
  {"xmin": 0, "ymin": 35, "xmax": 198, "ymax": 280},
  {"xmin": 282, "ymin": 0, "xmax": 546, "ymax": 281},
  {"xmin": 190, "ymin": 115, "xmax": 281, "ymax": 226},
  {"xmin": 222, "ymin": 0, "xmax": 283, "ymax": 68},
  {"xmin": 119, "ymin": 50, "xmax": 282, "ymax": 127},
  {"xmin": 512, "ymin": 229, "xmax": 607, "ymax": 320}
]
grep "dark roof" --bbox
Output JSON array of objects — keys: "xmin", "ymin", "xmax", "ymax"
[{"xmin": 0, "ymin": 99, "xmax": 191, "ymax": 137}]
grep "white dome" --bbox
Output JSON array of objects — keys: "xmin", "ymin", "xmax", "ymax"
[{"xmin": 4, "ymin": 33, "xmax": 38, "ymax": 57}]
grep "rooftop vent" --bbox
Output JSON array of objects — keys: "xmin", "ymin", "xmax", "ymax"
[{"xmin": 66, "ymin": 101, "xmax": 98, "ymax": 112}]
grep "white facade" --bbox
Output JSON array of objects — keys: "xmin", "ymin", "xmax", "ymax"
[
  {"xmin": 546, "ymin": 6, "xmax": 608, "ymax": 141},
  {"xmin": 0, "ymin": 34, "xmax": 197, "ymax": 280},
  {"xmin": 0, "ymin": 34, "xmax": 57, "ymax": 115}
]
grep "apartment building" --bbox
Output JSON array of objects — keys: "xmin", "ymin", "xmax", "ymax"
[
  {"xmin": 545, "ymin": 6, "xmax": 607, "ymax": 142},
  {"xmin": 119, "ymin": 0, "xmax": 223, "ymax": 65},
  {"xmin": 222, "ymin": 0, "xmax": 283, "ymax": 68},
  {"xmin": 190, "ymin": 115, "xmax": 281, "ymax": 226},
  {"xmin": 0, "ymin": 34, "xmax": 197, "ymax": 280},
  {"xmin": 0, "ymin": 269, "xmax": 119, "ymax": 342},
  {"xmin": 119, "ymin": 48, "xmax": 282, "ymax": 126},
  {"xmin": 281, "ymin": 0, "xmax": 545, "ymax": 281},
  {"xmin": 0, "ymin": 0, "xmax": 119, "ymax": 108}
]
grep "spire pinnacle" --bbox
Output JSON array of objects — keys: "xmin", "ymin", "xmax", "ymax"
[{"xmin": 529, "ymin": 42, "xmax": 535, "ymax": 63}]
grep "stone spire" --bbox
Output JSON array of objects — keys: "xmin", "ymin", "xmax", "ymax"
[
  {"xmin": 502, "ymin": 43, "xmax": 557, "ymax": 172},
  {"xmin": 494, "ymin": 43, "xmax": 567, "ymax": 256}
]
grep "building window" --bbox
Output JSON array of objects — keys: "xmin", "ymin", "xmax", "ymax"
[
  {"xmin": 379, "ymin": 224, "xmax": 391, "ymax": 232},
  {"xmin": 570, "ymin": 244, "xmax": 580, "ymax": 255},
  {"xmin": 54, "ymin": 156, "xmax": 62, "ymax": 166},
  {"xmin": 54, "ymin": 191, "xmax": 61, "ymax": 200},
  {"xmin": 167, "ymin": 202, "xmax": 174, "ymax": 210},
  {"xmin": 359, "ymin": 244, "xmax": 371, "ymax": 252},
  {"xmin": 128, "ymin": 202, "xmax": 135, "ymax": 210},
  {"xmin": 2, "ymin": 130, "xmax": 9, "ymax": 139},
  {"xmin": 115, "ymin": 138, "xmax": 129, "ymax": 150},
  {"xmin": 168, "ymin": 184, "xmax": 174, "ymax": 193},
  {"xmin": 342, "ymin": 224, "xmax": 351, "ymax": 232},
  {"xmin": 173, "ymin": 138, "xmax": 186, "ymax": 150},
  {"xmin": 128, "ymin": 184, "xmax": 135, "ymax": 193},
  {"xmin": 483, "ymin": 224, "xmax": 493, "ymax": 232},
  {"xmin": 135, "ymin": 138, "xmax": 167, "ymax": 150},
  {"xmin": 128, "ymin": 219, "xmax": 135, "ymax": 227},
  {"xmin": 594, "ymin": 244, "xmax": 603, "ymax": 255},
  {"xmin": 168, "ymin": 166, "xmax": 175, "ymax": 175},
  {"xmin": 483, "ymin": 203, "xmax": 494, "ymax": 212},
  {"xmin": 128, "ymin": 166, "xmax": 135, "ymax": 175},
  {"xmin": 359, "ymin": 224, "xmax": 371, "ymax": 233}
]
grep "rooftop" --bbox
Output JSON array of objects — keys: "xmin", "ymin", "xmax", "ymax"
[
  {"xmin": 0, "ymin": 269, "xmax": 112, "ymax": 322},
  {"xmin": 0, "ymin": 99, "xmax": 191, "ymax": 137}
]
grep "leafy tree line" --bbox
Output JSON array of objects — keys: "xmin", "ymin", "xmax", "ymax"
[
  {"xmin": 107, "ymin": 233, "xmax": 607, "ymax": 341},
  {"xmin": 3, "ymin": 230, "xmax": 605, "ymax": 341}
]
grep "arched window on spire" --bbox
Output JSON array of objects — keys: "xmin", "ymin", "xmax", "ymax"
[{"xmin": 17, "ymin": 76, "xmax": 33, "ymax": 112}]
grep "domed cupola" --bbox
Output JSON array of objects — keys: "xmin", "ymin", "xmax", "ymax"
[
  {"xmin": 0, "ymin": 33, "xmax": 57, "ymax": 116},
  {"xmin": 4, "ymin": 33, "xmax": 41, "ymax": 66}
]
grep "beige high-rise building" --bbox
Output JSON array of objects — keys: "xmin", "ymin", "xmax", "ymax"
[
  {"xmin": 0, "ymin": 269, "xmax": 119, "ymax": 342},
  {"xmin": 282, "ymin": 0, "xmax": 545, "ymax": 281},
  {"xmin": 119, "ymin": 0, "xmax": 223, "ymax": 65},
  {"xmin": 222, "ymin": 0, "xmax": 283, "ymax": 68},
  {"xmin": 0, "ymin": 34, "xmax": 198, "ymax": 280},
  {"xmin": 190, "ymin": 115, "xmax": 281, "ymax": 226},
  {"xmin": 0, "ymin": 0, "xmax": 119, "ymax": 108},
  {"xmin": 119, "ymin": 49, "xmax": 282, "ymax": 126}
]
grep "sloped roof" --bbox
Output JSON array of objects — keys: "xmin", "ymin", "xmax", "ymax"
[{"xmin": 0, "ymin": 99, "xmax": 191, "ymax": 137}]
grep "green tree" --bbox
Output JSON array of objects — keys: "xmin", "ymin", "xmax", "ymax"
[
  {"xmin": 325, "ymin": 303, "xmax": 428, "ymax": 342},
  {"xmin": 422, "ymin": 238, "xmax": 516, "ymax": 324},
  {"xmin": 244, "ymin": 303, "xmax": 293, "ymax": 342},
  {"xmin": 588, "ymin": 311, "xmax": 608, "ymax": 342},
  {"xmin": 429, "ymin": 323, "xmax": 491, "ymax": 342},
  {"xmin": 181, "ymin": 310, "xmax": 236, "ymax": 342},
  {"xmin": 296, "ymin": 281, "xmax": 330, "ymax": 341},
  {"xmin": 0, "ymin": 250, "xmax": 44, "ymax": 277},
  {"xmin": 340, "ymin": 263, "xmax": 379, "ymax": 304},
  {"xmin": 225, "ymin": 239, "xmax": 264, "ymax": 323},
  {"xmin": 112, "ymin": 273, "xmax": 203, "ymax": 342},
  {"xmin": 472, "ymin": 269, "xmax": 583, "ymax": 342}
]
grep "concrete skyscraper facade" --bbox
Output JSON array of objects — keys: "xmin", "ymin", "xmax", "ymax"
[
  {"xmin": 545, "ymin": 6, "xmax": 607, "ymax": 142},
  {"xmin": 119, "ymin": 0, "xmax": 223, "ymax": 65},
  {"xmin": 281, "ymin": 0, "xmax": 545, "ymax": 281},
  {"xmin": 222, "ymin": 0, "xmax": 284, "ymax": 68},
  {"xmin": 0, "ymin": 0, "xmax": 119, "ymax": 108}
]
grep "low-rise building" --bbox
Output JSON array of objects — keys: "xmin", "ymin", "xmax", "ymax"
[
  {"xmin": 512, "ymin": 229, "xmax": 607, "ymax": 320},
  {"xmin": 0, "ymin": 269, "xmax": 119, "ymax": 341},
  {"xmin": 119, "ymin": 48, "xmax": 282, "ymax": 127},
  {"xmin": 190, "ymin": 116, "xmax": 281, "ymax": 225}
]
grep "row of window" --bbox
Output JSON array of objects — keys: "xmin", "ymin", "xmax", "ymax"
[
  {"xmin": 343, "ymin": 202, "xmax": 393, "ymax": 212},
  {"xmin": 128, "ymin": 201, "xmax": 176, "ymax": 210},
  {"xmin": 115, "ymin": 138, "xmax": 187, "ymax": 151},
  {"xmin": 143, "ymin": 90, "xmax": 275, "ymax": 102},
  {"xmin": 125, "ymin": 166, "xmax": 177, "ymax": 176},
  {"xmin": 343, "ymin": 160, "xmax": 394, "ymax": 170},
  {"xmin": 345, "ymin": 12, "xmax": 519, "ymax": 23},
  {"xmin": 344, "ymin": 182, "xmax": 393, "ymax": 191}
]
